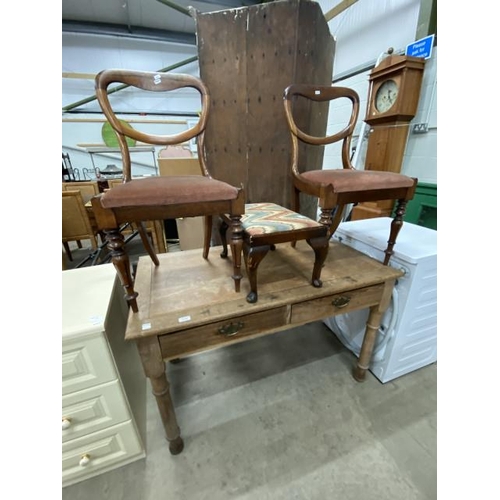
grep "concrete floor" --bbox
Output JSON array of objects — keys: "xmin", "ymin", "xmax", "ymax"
[{"xmin": 62, "ymin": 318, "xmax": 436, "ymax": 500}]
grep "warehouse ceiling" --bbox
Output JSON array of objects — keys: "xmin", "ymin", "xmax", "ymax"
[{"xmin": 62, "ymin": 0, "xmax": 263, "ymax": 45}]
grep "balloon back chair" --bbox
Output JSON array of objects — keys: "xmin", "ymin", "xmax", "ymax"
[
  {"xmin": 92, "ymin": 70, "xmax": 244, "ymax": 312},
  {"xmin": 283, "ymin": 83, "xmax": 417, "ymax": 265}
]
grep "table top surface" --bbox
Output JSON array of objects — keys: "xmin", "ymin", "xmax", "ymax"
[{"xmin": 125, "ymin": 240, "xmax": 403, "ymax": 341}]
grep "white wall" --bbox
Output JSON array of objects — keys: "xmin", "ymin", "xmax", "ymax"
[
  {"xmin": 318, "ymin": 0, "xmax": 421, "ymax": 76},
  {"xmin": 62, "ymin": 33, "xmax": 201, "ymax": 177},
  {"xmin": 318, "ymin": 0, "xmax": 437, "ymax": 184},
  {"xmin": 323, "ymin": 47, "xmax": 437, "ymax": 184},
  {"xmin": 62, "ymin": 33, "xmax": 199, "ymax": 110}
]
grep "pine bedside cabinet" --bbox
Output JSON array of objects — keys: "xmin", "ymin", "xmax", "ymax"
[{"xmin": 62, "ymin": 264, "xmax": 146, "ymax": 488}]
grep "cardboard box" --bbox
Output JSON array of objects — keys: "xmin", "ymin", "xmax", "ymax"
[
  {"xmin": 158, "ymin": 157, "xmax": 205, "ymax": 251},
  {"xmin": 158, "ymin": 157, "xmax": 202, "ymax": 177},
  {"xmin": 176, "ymin": 217, "xmax": 205, "ymax": 251}
]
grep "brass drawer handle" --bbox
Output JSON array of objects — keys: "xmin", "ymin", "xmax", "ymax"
[
  {"xmin": 218, "ymin": 321, "xmax": 244, "ymax": 337},
  {"xmin": 332, "ymin": 296, "xmax": 350, "ymax": 308}
]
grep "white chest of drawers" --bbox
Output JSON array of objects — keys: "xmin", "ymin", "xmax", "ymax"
[{"xmin": 62, "ymin": 264, "xmax": 146, "ymax": 488}]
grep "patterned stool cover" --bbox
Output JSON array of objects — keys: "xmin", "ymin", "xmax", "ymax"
[{"xmin": 242, "ymin": 202, "xmax": 322, "ymax": 237}]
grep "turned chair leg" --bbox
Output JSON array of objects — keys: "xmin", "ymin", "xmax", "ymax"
[
  {"xmin": 325, "ymin": 204, "xmax": 345, "ymax": 240},
  {"xmin": 105, "ymin": 227, "xmax": 139, "ymax": 313},
  {"xmin": 136, "ymin": 222, "xmax": 159, "ymax": 266},
  {"xmin": 202, "ymin": 215, "xmax": 212, "ymax": 259},
  {"xmin": 383, "ymin": 199, "xmax": 408, "ymax": 265},
  {"xmin": 228, "ymin": 215, "xmax": 243, "ymax": 293}
]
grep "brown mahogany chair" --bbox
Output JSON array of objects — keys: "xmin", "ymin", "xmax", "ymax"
[
  {"xmin": 283, "ymin": 83, "xmax": 417, "ymax": 265},
  {"xmin": 92, "ymin": 69, "xmax": 244, "ymax": 312}
]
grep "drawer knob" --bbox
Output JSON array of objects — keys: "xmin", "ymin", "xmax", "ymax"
[
  {"xmin": 332, "ymin": 296, "xmax": 350, "ymax": 308},
  {"xmin": 218, "ymin": 321, "xmax": 244, "ymax": 337},
  {"xmin": 62, "ymin": 417, "xmax": 72, "ymax": 430},
  {"xmin": 79, "ymin": 454, "xmax": 91, "ymax": 467}
]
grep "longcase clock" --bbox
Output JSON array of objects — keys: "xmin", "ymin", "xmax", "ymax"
[{"xmin": 351, "ymin": 53, "xmax": 426, "ymax": 220}]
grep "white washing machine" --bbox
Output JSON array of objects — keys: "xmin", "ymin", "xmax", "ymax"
[{"xmin": 324, "ymin": 217, "xmax": 437, "ymax": 383}]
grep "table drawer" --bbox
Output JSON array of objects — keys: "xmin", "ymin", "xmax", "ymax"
[
  {"xmin": 62, "ymin": 334, "xmax": 116, "ymax": 395},
  {"xmin": 62, "ymin": 380, "xmax": 130, "ymax": 443},
  {"xmin": 159, "ymin": 306, "xmax": 288, "ymax": 359},
  {"xmin": 62, "ymin": 420, "xmax": 144, "ymax": 487},
  {"xmin": 291, "ymin": 283, "xmax": 385, "ymax": 325}
]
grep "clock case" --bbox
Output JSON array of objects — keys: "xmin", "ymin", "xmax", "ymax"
[
  {"xmin": 350, "ymin": 54, "xmax": 425, "ymax": 221},
  {"xmin": 365, "ymin": 55, "xmax": 425, "ymax": 125}
]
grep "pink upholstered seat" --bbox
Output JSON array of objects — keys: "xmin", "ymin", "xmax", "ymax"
[
  {"xmin": 101, "ymin": 176, "xmax": 240, "ymax": 209},
  {"xmin": 301, "ymin": 169, "xmax": 415, "ymax": 194}
]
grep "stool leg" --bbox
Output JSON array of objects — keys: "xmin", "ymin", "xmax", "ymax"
[
  {"xmin": 219, "ymin": 218, "xmax": 229, "ymax": 258},
  {"xmin": 245, "ymin": 245, "xmax": 270, "ymax": 303},
  {"xmin": 306, "ymin": 236, "xmax": 329, "ymax": 288}
]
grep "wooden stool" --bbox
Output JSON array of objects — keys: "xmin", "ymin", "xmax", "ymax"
[{"xmin": 219, "ymin": 202, "xmax": 329, "ymax": 303}]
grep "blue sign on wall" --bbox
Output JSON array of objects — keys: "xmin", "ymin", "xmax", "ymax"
[{"xmin": 406, "ymin": 34, "xmax": 435, "ymax": 60}]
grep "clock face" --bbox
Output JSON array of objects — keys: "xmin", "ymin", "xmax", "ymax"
[{"xmin": 375, "ymin": 79, "xmax": 399, "ymax": 113}]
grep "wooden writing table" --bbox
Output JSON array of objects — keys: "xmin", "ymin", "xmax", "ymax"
[{"xmin": 125, "ymin": 240, "xmax": 403, "ymax": 455}]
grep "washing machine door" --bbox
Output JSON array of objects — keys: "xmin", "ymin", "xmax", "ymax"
[{"xmin": 324, "ymin": 295, "xmax": 395, "ymax": 363}]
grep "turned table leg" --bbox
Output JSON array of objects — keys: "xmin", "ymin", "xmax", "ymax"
[
  {"xmin": 353, "ymin": 279, "xmax": 395, "ymax": 382},
  {"xmin": 353, "ymin": 306, "xmax": 384, "ymax": 382},
  {"xmin": 136, "ymin": 337, "xmax": 184, "ymax": 455}
]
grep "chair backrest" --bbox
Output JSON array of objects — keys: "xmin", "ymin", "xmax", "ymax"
[
  {"xmin": 62, "ymin": 181, "xmax": 99, "ymax": 204},
  {"xmin": 62, "ymin": 191, "xmax": 96, "ymax": 244},
  {"xmin": 283, "ymin": 84, "xmax": 360, "ymax": 173},
  {"xmin": 95, "ymin": 70, "xmax": 210, "ymax": 182}
]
